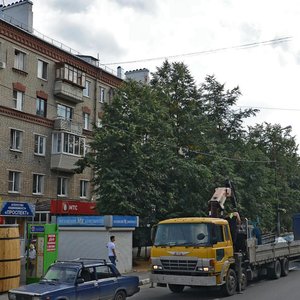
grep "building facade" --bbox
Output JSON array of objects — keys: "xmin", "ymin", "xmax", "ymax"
[{"xmin": 0, "ymin": 1, "xmax": 123, "ymax": 237}]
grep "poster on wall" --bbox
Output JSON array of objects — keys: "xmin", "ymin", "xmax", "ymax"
[{"xmin": 47, "ymin": 234, "xmax": 56, "ymax": 252}]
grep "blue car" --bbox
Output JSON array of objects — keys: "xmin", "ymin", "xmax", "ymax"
[{"xmin": 8, "ymin": 258, "xmax": 140, "ymax": 300}]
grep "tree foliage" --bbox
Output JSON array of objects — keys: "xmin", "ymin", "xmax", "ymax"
[{"xmin": 81, "ymin": 61, "xmax": 300, "ymax": 232}]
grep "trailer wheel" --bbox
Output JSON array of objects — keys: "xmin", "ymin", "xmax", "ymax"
[
  {"xmin": 168, "ymin": 284, "xmax": 185, "ymax": 293},
  {"xmin": 281, "ymin": 258, "xmax": 289, "ymax": 277},
  {"xmin": 222, "ymin": 268, "xmax": 237, "ymax": 296},
  {"xmin": 268, "ymin": 260, "xmax": 281, "ymax": 279}
]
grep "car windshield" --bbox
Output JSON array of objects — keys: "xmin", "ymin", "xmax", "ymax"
[
  {"xmin": 43, "ymin": 266, "xmax": 78, "ymax": 284},
  {"xmin": 154, "ymin": 223, "xmax": 211, "ymax": 246}
]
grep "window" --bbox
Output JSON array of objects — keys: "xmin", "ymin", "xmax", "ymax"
[
  {"xmin": 14, "ymin": 49, "xmax": 26, "ymax": 71},
  {"xmin": 52, "ymin": 133, "xmax": 85, "ymax": 156},
  {"xmin": 10, "ymin": 129, "xmax": 22, "ymax": 151},
  {"xmin": 95, "ymin": 265, "xmax": 115, "ymax": 279},
  {"xmin": 97, "ymin": 118, "xmax": 102, "ymax": 128},
  {"xmin": 80, "ymin": 180, "xmax": 88, "ymax": 198},
  {"xmin": 57, "ymin": 104, "xmax": 73, "ymax": 120},
  {"xmin": 34, "ymin": 135, "xmax": 46, "ymax": 156},
  {"xmin": 83, "ymin": 113, "xmax": 90, "ymax": 130},
  {"xmin": 36, "ymin": 97, "xmax": 47, "ymax": 117},
  {"xmin": 37, "ymin": 59, "xmax": 48, "ymax": 80},
  {"xmin": 13, "ymin": 90, "xmax": 24, "ymax": 111},
  {"xmin": 33, "ymin": 174, "xmax": 44, "ymax": 194},
  {"xmin": 8, "ymin": 171, "xmax": 21, "ymax": 192},
  {"xmin": 57, "ymin": 177, "xmax": 68, "ymax": 196},
  {"xmin": 83, "ymin": 80, "xmax": 91, "ymax": 97},
  {"xmin": 99, "ymin": 87, "xmax": 105, "ymax": 103}
]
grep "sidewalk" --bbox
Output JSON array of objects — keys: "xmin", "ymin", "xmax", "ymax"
[{"xmin": 0, "ymin": 259, "xmax": 151, "ymax": 300}]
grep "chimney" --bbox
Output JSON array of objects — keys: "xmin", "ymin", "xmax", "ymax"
[
  {"xmin": 0, "ymin": 0, "xmax": 33, "ymax": 33},
  {"xmin": 117, "ymin": 66, "xmax": 125, "ymax": 79}
]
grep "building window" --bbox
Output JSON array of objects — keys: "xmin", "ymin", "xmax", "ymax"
[
  {"xmin": 33, "ymin": 174, "xmax": 44, "ymax": 194},
  {"xmin": 97, "ymin": 118, "xmax": 102, "ymax": 128},
  {"xmin": 83, "ymin": 112, "xmax": 90, "ymax": 130},
  {"xmin": 57, "ymin": 104, "xmax": 73, "ymax": 120},
  {"xmin": 100, "ymin": 87, "xmax": 105, "ymax": 103},
  {"xmin": 34, "ymin": 135, "xmax": 46, "ymax": 156},
  {"xmin": 83, "ymin": 80, "xmax": 91, "ymax": 97},
  {"xmin": 13, "ymin": 90, "xmax": 24, "ymax": 111},
  {"xmin": 14, "ymin": 49, "xmax": 26, "ymax": 71},
  {"xmin": 57, "ymin": 177, "xmax": 68, "ymax": 196},
  {"xmin": 8, "ymin": 171, "xmax": 21, "ymax": 192},
  {"xmin": 52, "ymin": 132, "xmax": 85, "ymax": 156},
  {"xmin": 37, "ymin": 59, "xmax": 48, "ymax": 80},
  {"xmin": 36, "ymin": 97, "xmax": 47, "ymax": 117},
  {"xmin": 10, "ymin": 129, "xmax": 22, "ymax": 151},
  {"xmin": 80, "ymin": 180, "xmax": 88, "ymax": 198}
]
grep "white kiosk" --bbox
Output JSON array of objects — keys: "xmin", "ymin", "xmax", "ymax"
[{"xmin": 56, "ymin": 215, "xmax": 139, "ymax": 273}]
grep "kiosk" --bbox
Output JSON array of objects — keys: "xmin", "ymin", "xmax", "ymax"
[{"xmin": 26, "ymin": 223, "xmax": 58, "ymax": 283}]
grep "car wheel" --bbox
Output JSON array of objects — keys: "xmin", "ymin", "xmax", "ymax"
[
  {"xmin": 168, "ymin": 284, "xmax": 185, "ymax": 293},
  {"xmin": 240, "ymin": 271, "xmax": 247, "ymax": 291},
  {"xmin": 114, "ymin": 290, "xmax": 126, "ymax": 300}
]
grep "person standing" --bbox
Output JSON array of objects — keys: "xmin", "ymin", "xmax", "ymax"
[
  {"xmin": 27, "ymin": 243, "xmax": 37, "ymax": 276},
  {"xmin": 107, "ymin": 236, "xmax": 117, "ymax": 265}
]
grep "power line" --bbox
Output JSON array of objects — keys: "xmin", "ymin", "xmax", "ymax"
[{"xmin": 103, "ymin": 36, "xmax": 292, "ymax": 66}]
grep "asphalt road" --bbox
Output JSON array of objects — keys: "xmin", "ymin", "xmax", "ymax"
[{"xmin": 132, "ymin": 262, "xmax": 300, "ymax": 300}]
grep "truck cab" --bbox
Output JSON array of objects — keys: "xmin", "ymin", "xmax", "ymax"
[{"xmin": 151, "ymin": 217, "xmax": 235, "ymax": 293}]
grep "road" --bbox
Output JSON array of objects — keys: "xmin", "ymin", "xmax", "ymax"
[{"xmin": 132, "ymin": 262, "xmax": 300, "ymax": 300}]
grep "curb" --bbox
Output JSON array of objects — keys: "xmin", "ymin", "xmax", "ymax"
[{"xmin": 139, "ymin": 278, "xmax": 151, "ymax": 286}]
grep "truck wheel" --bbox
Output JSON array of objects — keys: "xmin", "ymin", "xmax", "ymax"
[
  {"xmin": 168, "ymin": 284, "xmax": 185, "ymax": 293},
  {"xmin": 268, "ymin": 260, "xmax": 281, "ymax": 279},
  {"xmin": 241, "ymin": 271, "xmax": 247, "ymax": 291},
  {"xmin": 114, "ymin": 290, "xmax": 126, "ymax": 300},
  {"xmin": 281, "ymin": 258, "xmax": 289, "ymax": 277},
  {"xmin": 222, "ymin": 268, "xmax": 237, "ymax": 296}
]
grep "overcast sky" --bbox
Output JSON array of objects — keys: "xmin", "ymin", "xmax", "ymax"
[{"xmin": 27, "ymin": 0, "xmax": 300, "ymax": 145}]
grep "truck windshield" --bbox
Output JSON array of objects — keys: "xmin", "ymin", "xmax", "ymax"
[
  {"xmin": 154, "ymin": 223, "xmax": 211, "ymax": 246},
  {"xmin": 43, "ymin": 266, "xmax": 78, "ymax": 284}
]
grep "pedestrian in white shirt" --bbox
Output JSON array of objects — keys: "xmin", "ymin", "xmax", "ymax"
[{"xmin": 107, "ymin": 236, "xmax": 117, "ymax": 266}]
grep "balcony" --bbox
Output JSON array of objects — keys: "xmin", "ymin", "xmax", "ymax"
[
  {"xmin": 54, "ymin": 80, "xmax": 84, "ymax": 103},
  {"xmin": 51, "ymin": 153, "xmax": 80, "ymax": 173},
  {"xmin": 54, "ymin": 118, "xmax": 82, "ymax": 135}
]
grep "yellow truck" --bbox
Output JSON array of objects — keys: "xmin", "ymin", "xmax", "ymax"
[{"xmin": 150, "ymin": 183, "xmax": 300, "ymax": 296}]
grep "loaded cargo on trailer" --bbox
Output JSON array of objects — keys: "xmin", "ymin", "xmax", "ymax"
[{"xmin": 150, "ymin": 181, "xmax": 300, "ymax": 296}]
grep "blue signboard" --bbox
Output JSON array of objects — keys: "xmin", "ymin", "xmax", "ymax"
[
  {"xmin": 57, "ymin": 216, "xmax": 105, "ymax": 227},
  {"xmin": 112, "ymin": 215, "xmax": 139, "ymax": 227},
  {"xmin": 30, "ymin": 225, "xmax": 45, "ymax": 233},
  {"xmin": 0, "ymin": 201, "xmax": 35, "ymax": 217}
]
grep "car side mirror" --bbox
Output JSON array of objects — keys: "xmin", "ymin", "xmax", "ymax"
[{"xmin": 76, "ymin": 278, "xmax": 85, "ymax": 285}]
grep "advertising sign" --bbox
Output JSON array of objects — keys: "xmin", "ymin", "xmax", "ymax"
[
  {"xmin": 0, "ymin": 201, "xmax": 35, "ymax": 217},
  {"xmin": 112, "ymin": 215, "xmax": 139, "ymax": 227},
  {"xmin": 50, "ymin": 200, "xmax": 97, "ymax": 215},
  {"xmin": 57, "ymin": 216, "xmax": 105, "ymax": 227},
  {"xmin": 47, "ymin": 234, "xmax": 56, "ymax": 252}
]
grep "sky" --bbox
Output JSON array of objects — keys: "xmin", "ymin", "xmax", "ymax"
[{"xmin": 21, "ymin": 0, "xmax": 300, "ymax": 144}]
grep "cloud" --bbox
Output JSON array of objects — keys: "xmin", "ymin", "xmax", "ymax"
[
  {"xmin": 50, "ymin": 19, "xmax": 124, "ymax": 59},
  {"xmin": 112, "ymin": 0, "xmax": 157, "ymax": 14},
  {"xmin": 43, "ymin": 0, "xmax": 93, "ymax": 13}
]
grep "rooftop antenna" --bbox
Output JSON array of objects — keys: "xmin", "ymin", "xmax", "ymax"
[{"xmin": 97, "ymin": 53, "xmax": 100, "ymax": 67}]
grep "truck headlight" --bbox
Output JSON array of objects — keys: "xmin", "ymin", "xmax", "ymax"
[
  {"xmin": 8, "ymin": 293, "xmax": 16, "ymax": 300},
  {"xmin": 152, "ymin": 265, "xmax": 163, "ymax": 270}
]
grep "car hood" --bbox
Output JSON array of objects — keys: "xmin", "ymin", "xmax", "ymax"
[{"xmin": 10, "ymin": 282, "xmax": 73, "ymax": 296}]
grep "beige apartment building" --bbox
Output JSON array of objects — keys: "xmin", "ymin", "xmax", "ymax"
[{"xmin": 0, "ymin": 1, "xmax": 123, "ymax": 234}]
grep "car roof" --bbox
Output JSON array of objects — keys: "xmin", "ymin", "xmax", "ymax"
[{"xmin": 53, "ymin": 258, "xmax": 110, "ymax": 268}]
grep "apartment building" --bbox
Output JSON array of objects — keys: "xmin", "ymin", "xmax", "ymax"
[{"xmin": 0, "ymin": 1, "xmax": 123, "ymax": 237}]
